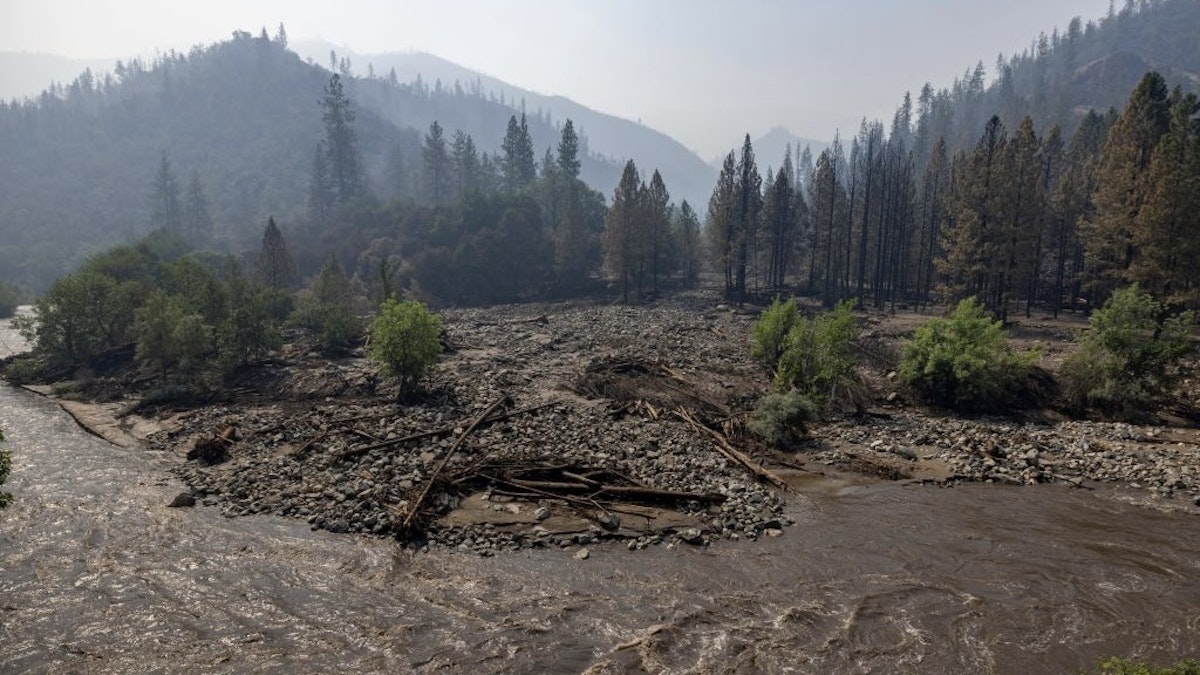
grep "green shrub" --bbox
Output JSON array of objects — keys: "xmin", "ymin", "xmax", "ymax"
[
  {"xmin": 290, "ymin": 256, "xmax": 362, "ymax": 355},
  {"xmin": 1060, "ymin": 284, "xmax": 1194, "ymax": 418},
  {"xmin": 899, "ymin": 297, "xmax": 1036, "ymax": 412},
  {"xmin": 752, "ymin": 296, "xmax": 799, "ymax": 363},
  {"xmin": 0, "ymin": 428, "xmax": 12, "ymax": 508},
  {"xmin": 368, "ymin": 299, "xmax": 442, "ymax": 395},
  {"xmin": 133, "ymin": 292, "xmax": 214, "ymax": 382},
  {"xmin": 1094, "ymin": 657, "xmax": 1200, "ymax": 675},
  {"xmin": 774, "ymin": 300, "xmax": 862, "ymax": 413},
  {"xmin": 19, "ymin": 269, "xmax": 145, "ymax": 367},
  {"xmin": 747, "ymin": 390, "xmax": 817, "ymax": 446}
]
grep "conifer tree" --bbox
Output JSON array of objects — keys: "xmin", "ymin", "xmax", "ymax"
[
  {"xmin": 762, "ymin": 167, "xmax": 796, "ymax": 290},
  {"xmin": 707, "ymin": 152, "xmax": 738, "ymax": 298},
  {"xmin": 557, "ymin": 119, "xmax": 582, "ymax": 179},
  {"xmin": 501, "ymin": 113, "xmax": 536, "ymax": 193},
  {"xmin": 422, "ymin": 121, "xmax": 451, "ymax": 206},
  {"xmin": 320, "ymin": 73, "xmax": 363, "ymax": 205},
  {"xmin": 150, "ymin": 151, "xmax": 182, "ymax": 232},
  {"xmin": 450, "ymin": 130, "xmax": 480, "ymax": 199},
  {"xmin": 1081, "ymin": 71, "xmax": 1171, "ymax": 300},
  {"xmin": 258, "ymin": 217, "xmax": 296, "ymax": 290},
  {"xmin": 1131, "ymin": 90, "xmax": 1200, "ymax": 303},
  {"xmin": 733, "ymin": 134, "xmax": 763, "ymax": 300},
  {"xmin": 307, "ymin": 141, "xmax": 336, "ymax": 221},
  {"xmin": 674, "ymin": 200, "xmax": 702, "ymax": 286},
  {"xmin": 644, "ymin": 170, "xmax": 671, "ymax": 293},
  {"xmin": 605, "ymin": 160, "xmax": 641, "ymax": 303},
  {"xmin": 183, "ymin": 169, "xmax": 212, "ymax": 241}
]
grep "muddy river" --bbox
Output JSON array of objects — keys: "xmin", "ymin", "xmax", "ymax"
[{"xmin": 2, "ymin": 316, "xmax": 1199, "ymax": 673}]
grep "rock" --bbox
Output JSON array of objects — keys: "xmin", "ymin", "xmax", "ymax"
[
  {"xmin": 574, "ymin": 547, "xmax": 590, "ymax": 560},
  {"xmin": 186, "ymin": 436, "xmax": 229, "ymax": 465},
  {"xmin": 679, "ymin": 528, "xmax": 704, "ymax": 545},
  {"xmin": 167, "ymin": 492, "xmax": 196, "ymax": 508},
  {"xmin": 534, "ymin": 506, "xmax": 551, "ymax": 521}
]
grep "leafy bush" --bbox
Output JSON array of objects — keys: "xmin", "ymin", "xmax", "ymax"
[
  {"xmin": 18, "ymin": 269, "xmax": 145, "ymax": 367},
  {"xmin": 134, "ymin": 292, "xmax": 213, "ymax": 381},
  {"xmin": 368, "ymin": 299, "xmax": 442, "ymax": 395},
  {"xmin": 1095, "ymin": 657, "xmax": 1200, "ymax": 675},
  {"xmin": 774, "ymin": 300, "xmax": 862, "ymax": 413},
  {"xmin": 747, "ymin": 390, "xmax": 817, "ymax": 446},
  {"xmin": 0, "ymin": 428, "xmax": 12, "ymax": 508},
  {"xmin": 899, "ymin": 297, "xmax": 1037, "ymax": 412},
  {"xmin": 752, "ymin": 296, "xmax": 799, "ymax": 363},
  {"xmin": 1060, "ymin": 284, "xmax": 1194, "ymax": 418},
  {"xmin": 290, "ymin": 256, "xmax": 362, "ymax": 354}
]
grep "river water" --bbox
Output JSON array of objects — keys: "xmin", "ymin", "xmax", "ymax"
[{"xmin": 3, "ymin": 316, "xmax": 1200, "ymax": 673}]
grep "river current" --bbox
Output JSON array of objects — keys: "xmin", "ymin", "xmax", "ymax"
[{"xmin": 2, "ymin": 315, "xmax": 1199, "ymax": 673}]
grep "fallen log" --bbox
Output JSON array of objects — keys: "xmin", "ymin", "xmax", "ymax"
[
  {"xmin": 339, "ymin": 400, "xmax": 557, "ymax": 459},
  {"xmin": 675, "ymin": 408, "xmax": 789, "ymax": 491},
  {"xmin": 401, "ymin": 395, "xmax": 512, "ymax": 532}
]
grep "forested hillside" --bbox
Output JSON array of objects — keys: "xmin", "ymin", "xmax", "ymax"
[
  {"xmin": 0, "ymin": 30, "xmax": 633, "ymax": 292},
  {"xmin": 292, "ymin": 42, "xmax": 717, "ymax": 208}
]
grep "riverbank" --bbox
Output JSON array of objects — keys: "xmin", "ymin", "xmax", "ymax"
[{"xmin": 11, "ymin": 291, "xmax": 1200, "ymax": 555}]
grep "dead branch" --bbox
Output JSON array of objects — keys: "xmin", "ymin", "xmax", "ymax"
[
  {"xmin": 338, "ymin": 400, "xmax": 557, "ymax": 459},
  {"xmin": 675, "ymin": 408, "xmax": 789, "ymax": 491},
  {"xmin": 401, "ymin": 396, "xmax": 512, "ymax": 532}
]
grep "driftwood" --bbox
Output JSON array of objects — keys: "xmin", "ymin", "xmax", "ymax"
[
  {"xmin": 338, "ymin": 401, "xmax": 558, "ymax": 459},
  {"xmin": 675, "ymin": 408, "xmax": 789, "ymax": 491},
  {"xmin": 401, "ymin": 395, "xmax": 512, "ymax": 531}
]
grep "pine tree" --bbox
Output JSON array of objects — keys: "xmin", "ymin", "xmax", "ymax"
[
  {"xmin": 674, "ymin": 200, "xmax": 702, "ymax": 286},
  {"xmin": 1081, "ymin": 71, "xmax": 1171, "ymax": 300},
  {"xmin": 320, "ymin": 74, "xmax": 363, "ymax": 205},
  {"xmin": 1131, "ymin": 90, "xmax": 1200, "ymax": 303},
  {"xmin": 643, "ymin": 170, "xmax": 671, "ymax": 293},
  {"xmin": 258, "ymin": 217, "xmax": 296, "ymax": 290},
  {"xmin": 914, "ymin": 137, "xmax": 950, "ymax": 308},
  {"xmin": 733, "ymin": 134, "xmax": 763, "ymax": 300},
  {"xmin": 422, "ymin": 121, "xmax": 451, "ymax": 206},
  {"xmin": 762, "ymin": 167, "xmax": 795, "ymax": 290},
  {"xmin": 183, "ymin": 169, "xmax": 212, "ymax": 240},
  {"xmin": 604, "ymin": 160, "xmax": 641, "ymax": 303},
  {"xmin": 557, "ymin": 119, "xmax": 581, "ymax": 179},
  {"xmin": 150, "ymin": 151, "xmax": 182, "ymax": 233},
  {"xmin": 450, "ymin": 130, "xmax": 480, "ymax": 199},
  {"xmin": 501, "ymin": 113, "xmax": 536, "ymax": 193},
  {"xmin": 706, "ymin": 152, "xmax": 738, "ymax": 298},
  {"xmin": 308, "ymin": 141, "xmax": 336, "ymax": 221}
]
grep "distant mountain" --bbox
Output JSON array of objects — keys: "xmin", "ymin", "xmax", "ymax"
[
  {"xmin": 709, "ymin": 126, "xmax": 830, "ymax": 172},
  {"xmin": 0, "ymin": 52, "xmax": 115, "ymax": 102},
  {"xmin": 294, "ymin": 41, "xmax": 716, "ymax": 209},
  {"xmin": 906, "ymin": 0, "xmax": 1200, "ymax": 154}
]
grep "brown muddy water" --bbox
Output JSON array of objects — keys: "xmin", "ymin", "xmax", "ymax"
[{"xmin": 2, "ymin": 318, "xmax": 1200, "ymax": 674}]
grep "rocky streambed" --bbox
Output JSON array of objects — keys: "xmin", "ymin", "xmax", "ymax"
[{"xmin": 115, "ymin": 292, "xmax": 1198, "ymax": 553}]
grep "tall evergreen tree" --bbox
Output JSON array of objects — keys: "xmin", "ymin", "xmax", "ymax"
[
  {"xmin": 762, "ymin": 166, "xmax": 796, "ymax": 290},
  {"xmin": 557, "ymin": 119, "xmax": 581, "ymax": 179},
  {"xmin": 183, "ymin": 169, "xmax": 213, "ymax": 240},
  {"xmin": 150, "ymin": 151, "xmax": 182, "ymax": 233},
  {"xmin": 308, "ymin": 140, "xmax": 336, "ymax": 221},
  {"xmin": 1131, "ymin": 90, "xmax": 1200, "ymax": 303},
  {"xmin": 733, "ymin": 134, "xmax": 763, "ymax": 300},
  {"xmin": 258, "ymin": 217, "xmax": 296, "ymax": 290},
  {"xmin": 604, "ymin": 160, "xmax": 641, "ymax": 303},
  {"xmin": 674, "ymin": 200, "xmax": 702, "ymax": 286},
  {"xmin": 1081, "ymin": 71, "xmax": 1171, "ymax": 300},
  {"xmin": 422, "ymin": 120, "xmax": 451, "ymax": 206},
  {"xmin": 501, "ymin": 113, "xmax": 536, "ymax": 193},
  {"xmin": 320, "ymin": 73, "xmax": 363, "ymax": 205},
  {"xmin": 643, "ymin": 170, "xmax": 671, "ymax": 293},
  {"xmin": 450, "ymin": 130, "xmax": 480, "ymax": 199},
  {"xmin": 706, "ymin": 152, "xmax": 738, "ymax": 298}
]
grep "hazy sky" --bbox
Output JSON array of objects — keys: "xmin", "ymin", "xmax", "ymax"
[{"xmin": 3, "ymin": 0, "xmax": 1110, "ymax": 157}]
